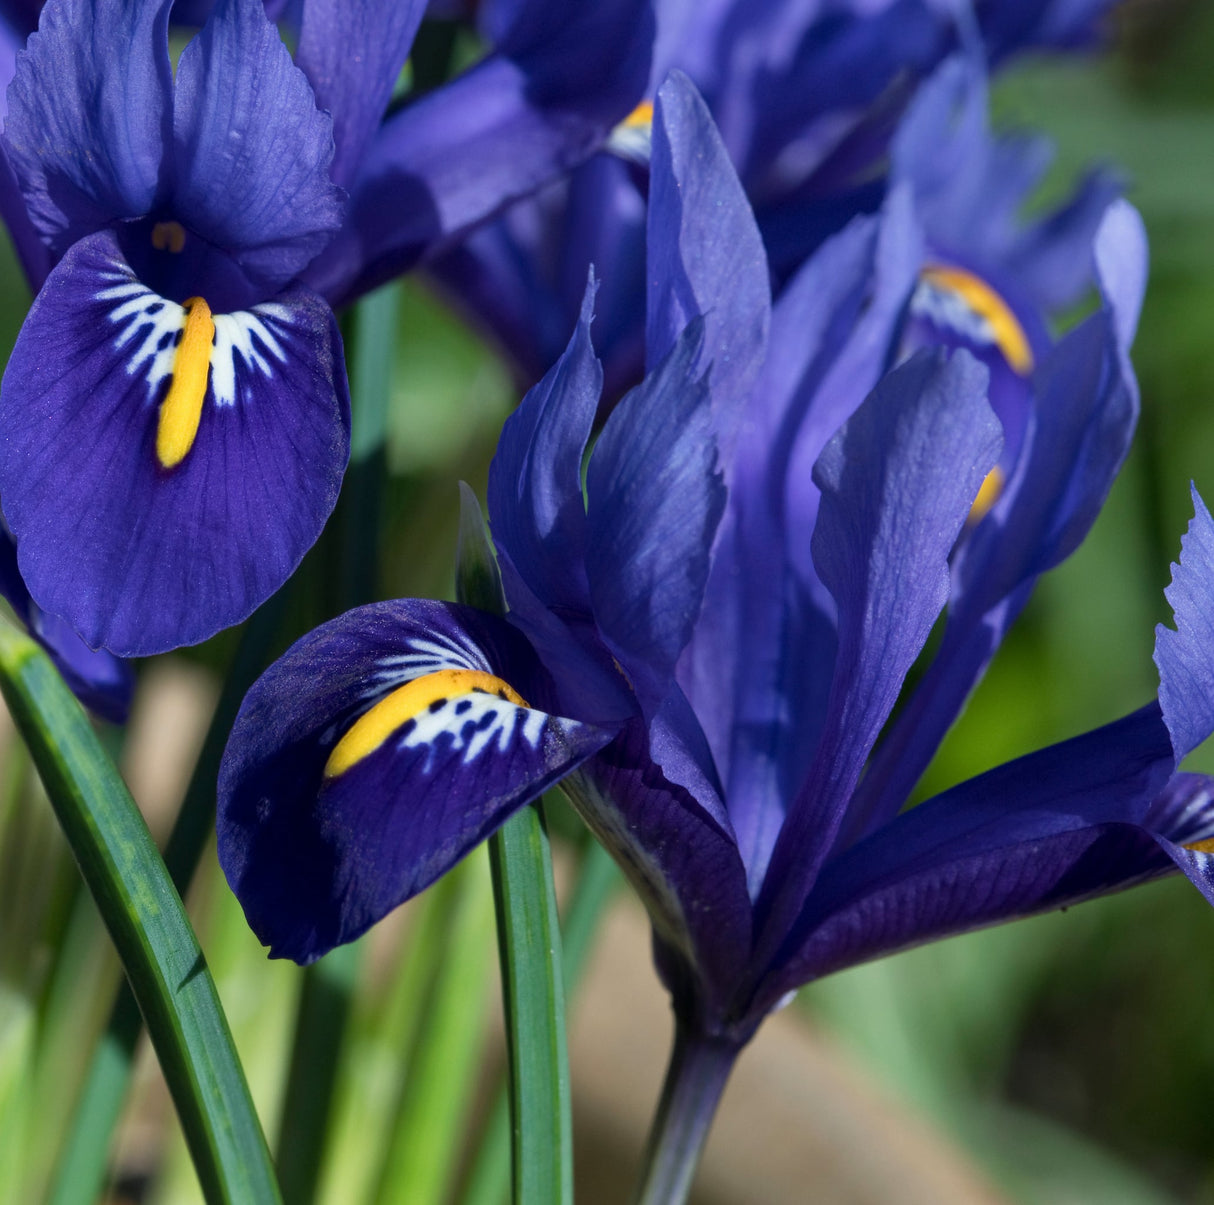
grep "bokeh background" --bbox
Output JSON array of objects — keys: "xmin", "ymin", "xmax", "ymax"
[{"xmin": 4, "ymin": 1, "xmax": 1214, "ymax": 1201}]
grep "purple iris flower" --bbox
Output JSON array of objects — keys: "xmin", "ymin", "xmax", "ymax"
[
  {"xmin": 0, "ymin": 0, "xmax": 653, "ymax": 658},
  {"xmin": 430, "ymin": 1, "xmax": 1119, "ymax": 403},
  {"xmin": 215, "ymin": 70, "xmax": 1214, "ymax": 1095}
]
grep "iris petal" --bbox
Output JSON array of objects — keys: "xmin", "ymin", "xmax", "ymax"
[
  {"xmin": 1155, "ymin": 486, "xmax": 1214, "ymax": 765},
  {"xmin": 2, "ymin": 0, "xmax": 173, "ymax": 251},
  {"xmin": 754, "ymin": 349, "xmax": 1001, "ymax": 961},
  {"xmin": 306, "ymin": 0, "xmax": 655, "ymax": 304},
  {"xmin": 0, "ymin": 531, "xmax": 132, "ymax": 722},
  {"xmin": 217, "ymin": 599, "xmax": 610, "ymax": 963},
  {"xmin": 172, "ymin": 0, "xmax": 343, "ymax": 290},
  {"xmin": 585, "ymin": 320, "xmax": 723, "ymax": 724},
  {"xmin": 646, "ymin": 71, "xmax": 769, "ymax": 455},
  {"xmin": 0, "ymin": 228, "xmax": 349, "ymax": 655},
  {"xmin": 756, "ymin": 705, "xmax": 1176, "ymax": 1010},
  {"xmin": 294, "ymin": 0, "xmax": 425, "ymax": 190}
]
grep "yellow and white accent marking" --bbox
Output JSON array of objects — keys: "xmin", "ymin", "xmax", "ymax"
[
  {"xmin": 156, "ymin": 296, "xmax": 213, "ymax": 468},
  {"xmin": 911, "ymin": 265, "xmax": 1034, "ymax": 376},
  {"xmin": 324, "ymin": 668, "xmax": 541, "ymax": 779},
  {"xmin": 910, "ymin": 265, "xmax": 1035, "ymax": 524},
  {"xmin": 1170, "ymin": 782, "xmax": 1214, "ymax": 855},
  {"xmin": 96, "ymin": 268, "xmax": 292, "ymax": 469},
  {"xmin": 607, "ymin": 98, "xmax": 654, "ymax": 164}
]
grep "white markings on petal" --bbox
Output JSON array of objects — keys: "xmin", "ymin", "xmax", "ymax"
[
  {"xmin": 396, "ymin": 689, "xmax": 547, "ymax": 772},
  {"xmin": 1155, "ymin": 779, "xmax": 1214, "ymax": 846},
  {"xmin": 369, "ymin": 629, "xmax": 495, "ymax": 694},
  {"xmin": 95, "ymin": 266, "xmax": 292, "ymax": 408},
  {"xmin": 909, "ymin": 275, "xmax": 1000, "ymax": 352}
]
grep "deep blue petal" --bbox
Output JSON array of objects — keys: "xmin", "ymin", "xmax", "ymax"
[
  {"xmin": 754, "ymin": 349, "xmax": 1001, "ymax": 962},
  {"xmin": 585, "ymin": 320, "xmax": 723, "ymax": 724},
  {"xmin": 1155, "ymin": 487, "xmax": 1214, "ymax": 765},
  {"xmin": 0, "ymin": 530, "xmax": 132, "ymax": 722},
  {"xmin": 488, "ymin": 274, "xmax": 600, "ymax": 617},
  {"xmin": 677, "ymin": 214, "xmax": 891, "ymax": 891},
  {"xmin": 646, "ymin": 71, "xmax": 769, "ymax": 457},
  {"xmin": 0, "ymin": 228, "xmax": 349, "ymax": 654},
  {"xmin": 752, "ymin": 703, "xmax": 1180, "ymax": 1004},
  {"xmin": 847, "ymin": 200, "xmax": 1146, "ymax": 836},
  {"xmin": 427, "ymin": 151, "xmax": 650, "ymax": 406},
  {"xmin": 753, "ymin": 704, "xmax": 1175, "ymax": 1011},
  {"xmin": 171, "ymin": 0, "xmax": 343, "ymax": 291},
  {"xmin": 3, "ymin": 0, "xmax": 173, "ymax": 251},
  {"xmin": 305, "ymin": 0, "xmax": 655, "ymax": 305},
  {"xmin": 562, "ymin": 711, "xmax": 751, "ymax": 1032},
  {"xmin": 218, "ymin": 599, "xmax": 609, "ymax": 962},
  {"xmin": 294, "ymin": 0, "xmax": 424, "ymax": 189}
]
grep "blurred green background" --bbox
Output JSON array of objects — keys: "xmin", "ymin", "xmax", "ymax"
[{"xmin": 5, "ymin": 2, "xmax": 1214, "ymax": 1202}]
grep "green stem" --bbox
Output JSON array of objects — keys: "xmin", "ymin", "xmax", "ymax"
[
  {"xmin": 0, "ymin": 623, "xmax": 280, "ymax": 1204},
  {"xmin": 462, "ymin": 834, "xmax": 619, "ymax": 1205},
  {"xmin": 489, "ymin": 803, "xmax": 573, "ymax": 1205},
  {"xmin": 456, "ymin": 487, "xmax": 574, "ymax": 1204},
  {"xmin": 633, "ymin": 1027, "xmax": 738, "ymax": 1205}
]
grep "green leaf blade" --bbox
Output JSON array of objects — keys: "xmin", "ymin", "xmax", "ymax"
[{"xmin": 0, "ymin": 624, "xmax": 280, "ymax": 1205}]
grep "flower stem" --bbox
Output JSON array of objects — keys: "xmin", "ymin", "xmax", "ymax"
[{"xmin": 634, "ymin": 1026, "xmax": 739, "ymax": 1205}]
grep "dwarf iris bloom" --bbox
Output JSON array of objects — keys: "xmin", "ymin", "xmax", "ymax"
[
  {"xmin": 216, "ymin": 72, "xmax": 1214, "ymax": 1195},
  {"xmin": 0, "ymin": 0, "xmax": 653, "ymax": 657}
]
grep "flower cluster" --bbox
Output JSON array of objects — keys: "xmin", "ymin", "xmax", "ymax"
[
  {"xmin": 217, "ymin": 64, "xmax": 1214, "ymax": 1066},
  {"xmin": 1, "ymin": 0, "xmax": 1211, "ymax": 1193}
]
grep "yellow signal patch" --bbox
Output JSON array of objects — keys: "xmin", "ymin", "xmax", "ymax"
[
  {"xmin": 156, "ymin": 296, "xmax": 215, "ymax": 470},
  {"xmin": 324, "ymin": 669, "xmax": 528, "ymax": 779}
]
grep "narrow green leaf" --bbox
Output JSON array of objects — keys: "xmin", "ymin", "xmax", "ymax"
[
  {"xmin": 488, "ymin": 805, "xmax": 573, "ymax": 1205},
  {"xmin": 375, "ymin": 850, "xmax": 495, "ymax": 1205},
  {"xmin": 456, "ymin": 486, "xmax": 574, "ymax": 1205},
  {"xmin": 0, "ymin": 622, "xmax": 280, "ymax": 1204},
  {"xmin": 462, "ymin": 830, "xmax": 619, "ymax": 1205},
  {"xmin": 48, "ymin": 582, "xmax": 293, "ymax": 1205}
]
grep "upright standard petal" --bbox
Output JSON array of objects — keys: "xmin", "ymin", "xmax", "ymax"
[
  {"xmin": 488, "ymin": 275, "xmax": 600, "ymax": 617},
  {"xmin": 677, "ymin": 215, "xmax": 891, "ymax": 891},
  {"xmin": 646, "ymin": 71, "xmax": 769, "ymax": 453},
  {"xmin": 0, "ymin": 229, "xmax": 350, "ymax": 655},
  {"xmin": 218, "ymin": 599, "xmax": 610, "ymax": 962},
  {"xmin": 585, "ymin": 320, "xmax": 724, "ymax": 722},
  {"xmin": 847, "ymin": 201, "xmax": 1146, "ymax": 837},
  {"xmin": 2, "ymin": 0, "xmax": 173, "ymax": 251},
  {"xmin": 754, "ymin": 350, "xmax": 1001, "ymax": 962},
  {"xmin": 172, "ymin": 0, "xmax": 343, "ymax": 291},
  {"xmin": 891, "ymin": 54, "xmax": 1121, "ymax": 311},
  {"xmin": 294, "ymin": 0, "xmax": 425, "ymax": 189}
]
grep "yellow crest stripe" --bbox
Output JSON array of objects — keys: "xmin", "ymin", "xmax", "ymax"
[
  {"xmin": 156, "ymin": 296, "xmax": 214, "ymax": 469},
  {"xmin": 1184, "ymin": 837, "xmax": 1214, "ymax": 856},
  {"xmin": 968, "ymin": 464, "xmax": 1005, "ymax": 525},
  {"xmin": 921, "ymin": 265, "xmax": 1034, "ymax": 375},
  {"xmin": 324, "ymin": 668, "xmax": 529, "ymax": 779},
  {"xmin": 622, "ymin": 99, "xmax": 654, "ymax": 130}
]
